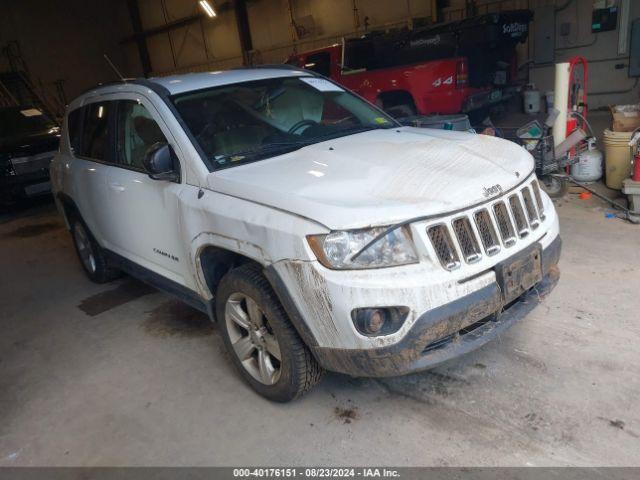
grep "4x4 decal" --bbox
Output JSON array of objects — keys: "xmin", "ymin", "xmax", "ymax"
[{"xmin": 432, "ymin": 75, "xmax": 454, "ymax": 88}]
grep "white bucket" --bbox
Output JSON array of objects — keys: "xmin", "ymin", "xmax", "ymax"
[{"xmin": 523, "ymin": 89, "xmax": 541, "ymax": 114}]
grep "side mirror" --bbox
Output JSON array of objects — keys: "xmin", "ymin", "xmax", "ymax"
[{"xmin": 143, "ymin": 142, "xmax": 179, "ymax": 182}]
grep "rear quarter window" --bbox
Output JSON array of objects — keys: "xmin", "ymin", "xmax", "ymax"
[{"xmin": 67, "ymin": 107, "xmax": 83, "ymax": 154}]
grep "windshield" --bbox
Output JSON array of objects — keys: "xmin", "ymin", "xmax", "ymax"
[
  {"xmin": 0, "ymin": 107, "xmax": 56, "ymax": 138},
  {"xmin": 171, "ymin": 75, "xmax": 398, "ymax": 170}
]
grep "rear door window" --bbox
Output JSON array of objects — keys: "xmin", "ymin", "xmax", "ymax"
[{"xmin": 81, "ymin": 102, "xmax": 112, "ymax": 161}]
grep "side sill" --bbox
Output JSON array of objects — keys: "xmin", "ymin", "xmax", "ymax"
[{"xmin": 104, "ymin": 250, "xmax": 213, "ymax": 319}]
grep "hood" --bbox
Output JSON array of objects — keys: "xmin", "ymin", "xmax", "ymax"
[{"xmin": 206, "ymin": 127, "xmax": 533, "ymax": 230}]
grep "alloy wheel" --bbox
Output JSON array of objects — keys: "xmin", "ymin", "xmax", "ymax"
[
  {"xmin": 225, "ymin": 292, "xmax": 282, "ymax": 385},
  {"xmin": 73, "ymin": 223, "xmax": 97, "ymax": 273}
]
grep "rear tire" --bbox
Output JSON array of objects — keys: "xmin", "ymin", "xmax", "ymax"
[
  {"xmin": 216, "ymin": 263, "xmax": 323, "ymax": 402},
  {"xmin": 70, "ymin": 218, "xmax": 121, "ymax": 283}
]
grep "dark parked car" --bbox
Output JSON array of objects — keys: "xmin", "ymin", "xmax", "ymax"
[{"xmin": 0, "ymin": 106, "xmax": 60, "ymax": 206}]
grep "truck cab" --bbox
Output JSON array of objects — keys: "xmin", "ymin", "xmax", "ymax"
[
  {"xmin": 287, "ymin": 43, "xmax": 480, "ymax": 117},
  {"xmin": 287, "ymin": 11, "xmax": 532, "ymax": 119}
]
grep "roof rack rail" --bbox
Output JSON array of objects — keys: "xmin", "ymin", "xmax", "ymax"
[
  {"xmin": 76, "ymin": 79, "xmax": 134, "ymax": 97},
  {"xmin": 76, "ymin": 77, "xmax": 169, "ymax": 98},
  {"xmin": 230, "ymin": 64, "xmax": 319, "ymax": 76}
]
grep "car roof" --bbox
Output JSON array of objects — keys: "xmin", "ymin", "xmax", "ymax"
[
  {"xmin": 69, "ymin": 67, "xmax": 317, "ymax": 111},
  {"xmin": 150, "ymin": 68, "xmax": 309, "ymax": 95}
]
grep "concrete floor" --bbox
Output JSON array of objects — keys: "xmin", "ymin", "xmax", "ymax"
[{"xmin": 0, "ymin": 190, "xmax": 639, "ymax": 467}]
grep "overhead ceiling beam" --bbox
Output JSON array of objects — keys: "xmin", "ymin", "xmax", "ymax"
[
  {"xmin": 234, "ymin": 0, "xmax": 253, "ymax": 65},
  {"xmin": 125, "ymin": 0, "xmax": 152, "ymax": 76}
]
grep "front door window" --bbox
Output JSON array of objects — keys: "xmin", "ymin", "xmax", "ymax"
[{"xmin": 116, "ymin": 100, "xmax": 167, "ymax": 170}]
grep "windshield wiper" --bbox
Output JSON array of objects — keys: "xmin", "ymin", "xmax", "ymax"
[
  {"xmin": 212, "ymin": 140, "xmax": 313, "ymax": 165},
  {"xmin": 314, "ymin": 124, "xmax": 395, "ymax": 142},
  {"xmin": 212, "ymin": 125, "xmax": 395, "ymax": 167}
]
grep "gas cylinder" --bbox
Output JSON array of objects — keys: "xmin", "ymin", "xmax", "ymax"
[
  {"xmin": 571, "ymin": 138, "xmax": 603, "ymax": 183},
  {"xmin": 632, "ymin": 152, "xmax": 640, "ymax": 181}
]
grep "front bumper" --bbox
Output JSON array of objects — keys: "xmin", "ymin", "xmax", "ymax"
[{"xmin": 308, "ymin": 235, "xmax": 561, "ymax": 377}]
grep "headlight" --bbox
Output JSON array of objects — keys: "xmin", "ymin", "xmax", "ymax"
[{"xmin": 307, "ymin": 226, "xmax": 418, "ymax": 270}]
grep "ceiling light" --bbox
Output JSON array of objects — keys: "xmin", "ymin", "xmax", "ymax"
[{"xmin": 199, "ymin": 0, "xmax": 216, "ymax": 17}]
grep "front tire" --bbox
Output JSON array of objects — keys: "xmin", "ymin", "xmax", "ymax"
[
  {"xmin": 216, "ymin": 263, "xmax": 323, "ymax": 402},
  {"xmin": 70, "ymin": 218, "xmax": 120, "ymax": 283}
]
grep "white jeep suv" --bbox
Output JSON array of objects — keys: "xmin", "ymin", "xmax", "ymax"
[{"xmin": 51, "ymin": 68, "xmax": 561, "ymax": 402}]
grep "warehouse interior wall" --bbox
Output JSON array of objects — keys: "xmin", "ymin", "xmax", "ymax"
[
  {"xmin": 527, "ymin": 0, "xmax": 640, "ymax": 109},
  {"xmin": 127, "ymin": 0, "xmax": 435, "ymax": 74},
  {"xmin": 0, "ymin": 0, "xmax": 141, "ymax": 105},
  {"xmin": 1, "ymin": 0, "xmax": 637, "ymax": 112},
  {"xmin": 132, "ymin": 0, "xmax": 638, "ymax": 109},
  {"xmin": 442, "ymin": 0, "xmax": 639, "ymax": 109}
]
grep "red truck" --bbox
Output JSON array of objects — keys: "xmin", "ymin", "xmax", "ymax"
[
  {"xmin": 287, "ymin": 44, "xmax": 483, "ymax": 117},
  {"xmin": 287, "ymin": 11, "xmax": 532, "ymax": 119}
]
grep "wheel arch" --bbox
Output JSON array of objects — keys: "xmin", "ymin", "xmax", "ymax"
[
  {"xmin": 196, "ymin": 245, "xmax": 319, "ymax": 348},
  {"xmin": 55, "ymin": 192, "xmax": 81, "ymax": 229},
  {"xmin": 376, "ymin": 89, "xmax": 417, "ymax": 116},
  {"xmin": 196, "ymin": 244, "xmax": 262, "ymax": 300}
]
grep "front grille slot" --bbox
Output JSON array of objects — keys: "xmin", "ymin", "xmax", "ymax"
[
  {"xmin": 474, "ymin": 209, "xmax": 500, "ymax": 256},
  {"xmin": 452, "ymin": 217, "xmax": 482, "ymax": 264},
  {"xmin": 521, "ymin": 187, "xmax": 540, "ymax": 229},
  {"xmin": 508, "ymin": 195, "xmax": 530, "ymax": 238},
  {"xmin": 493, "ymin": 202, "xmax": 517, "ymax": 247},
  {"xmin": 531, "ymin": 180, "xmax": 546, "ymax": 220},
  {"xmin": 427, "ymin": 224, "xmax": 460, "ymax": 271}
]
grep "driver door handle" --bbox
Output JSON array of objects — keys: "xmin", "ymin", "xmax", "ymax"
[{"xmin": 109, "ymin": 182, "xmax": 125, "ymax": 192}]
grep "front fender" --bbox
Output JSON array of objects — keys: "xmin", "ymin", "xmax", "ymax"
[{"xmin": 179, "ymin": 186, "xmax": 328, "ymax": 299}]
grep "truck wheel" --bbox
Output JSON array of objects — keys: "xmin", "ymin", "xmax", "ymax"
[
  {"xmin": 70, "ymin": 218, "xmax": 121, "ymax": 283},
  {"xmin": 216, "ymin": 263, "xmax": 323, "ymax": 402},
  {"xmin": 540, "ymin": 175, "xmax": 568, "ymax": 198},
  {"xmin": 376, "ymin": 92, "xmax": 417, "ymax": 119},
  {"xmin": 389, "ymin": 104, "xmax": 416, "ymax": 118}
]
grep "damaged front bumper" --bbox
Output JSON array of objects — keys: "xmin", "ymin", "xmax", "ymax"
[
  {"xmin": 309, "ymin": 235, "xmax": 561, "ymax": 376},
  {"xmin": 265, "ymin": 234, "xmax": 562, "ymax": 377}
]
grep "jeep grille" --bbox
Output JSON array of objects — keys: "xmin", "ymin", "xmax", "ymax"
[
  {"xmin": 425, "ymin": 178, "xmax": 548, "ymax": 271},
  {"xmin": 474, "ymin": 209, "xmax": 500, "ymax": 256},
  {"xmin": 508, "ymin": 194, "xmax": 529, "ymax": 238},
  {"xmin": 521, "ymin": 187, "xmax": 540, "ymax": 229},
  {"xmin": 452, "ymin": 217, "xmax": 482, "ymax": 263},
  {"xmin": 427, "ymin": 224, "xmax": 460, "ymax": 271},
  {"xmin": 531, "ymin": 180, "xmax": 546, "ymax": 220},
  {"xmin": 493, "ymin": 201, "xmax": 517, "ymax": 247}
]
